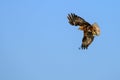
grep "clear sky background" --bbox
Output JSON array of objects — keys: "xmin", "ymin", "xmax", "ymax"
[{"xmin": 0, "ymin": 0, "xmax": 120, "ymax": 80}]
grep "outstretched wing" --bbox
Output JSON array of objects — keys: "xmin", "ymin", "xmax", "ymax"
[
  {"xmin": 67, "ymin": 13, "xmax": 91, "ymax": 26},
  {"xmin": 81, "ymin": 31, "xmax": 94, "ymax": 49}
]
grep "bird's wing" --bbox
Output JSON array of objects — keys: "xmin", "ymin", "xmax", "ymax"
[
  {"xmin": 81, "ymin": 31, "xmax": 94, "ymax": 49},
  {"xmin": 67, "ymin": 13, "xmax": 91, "ymax": 26}
]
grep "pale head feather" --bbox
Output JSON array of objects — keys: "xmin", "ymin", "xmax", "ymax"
[{"xmin": 92, "ymin": 23, "xmax": 100, "ymax": 36}]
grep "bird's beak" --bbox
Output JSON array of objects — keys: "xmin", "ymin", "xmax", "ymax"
[
  {"xmin": 92, "ymin": 31, "xmax": 96, "ymax": 36},
  {"xmin": 93, "ymin": 31, "xmax": 100, "ymax": 36}
]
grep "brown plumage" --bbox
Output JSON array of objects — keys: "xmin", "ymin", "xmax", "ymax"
[{"xmin": 67, "ymin": 13, "xmax": 100, "ymax": 49}]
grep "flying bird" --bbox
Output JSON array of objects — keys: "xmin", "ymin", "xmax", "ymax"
[{"xmin": 67, "ymin": 13, "xmax": 100, "ymax": 49}]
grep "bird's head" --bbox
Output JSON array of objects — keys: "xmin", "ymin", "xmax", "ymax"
[{"xmin": 92, "ymin": 23, "xmax": 100, "ymax": 36}]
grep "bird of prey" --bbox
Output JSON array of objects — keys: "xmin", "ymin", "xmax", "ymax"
[{"xmin": 67, "ymin": 13, "xmax": 100, "ymax": 49}]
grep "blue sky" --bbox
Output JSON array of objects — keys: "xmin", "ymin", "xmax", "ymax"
[{"xmin": 0, "ymin": 0, "xmax": 120, "ymax": 80}]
